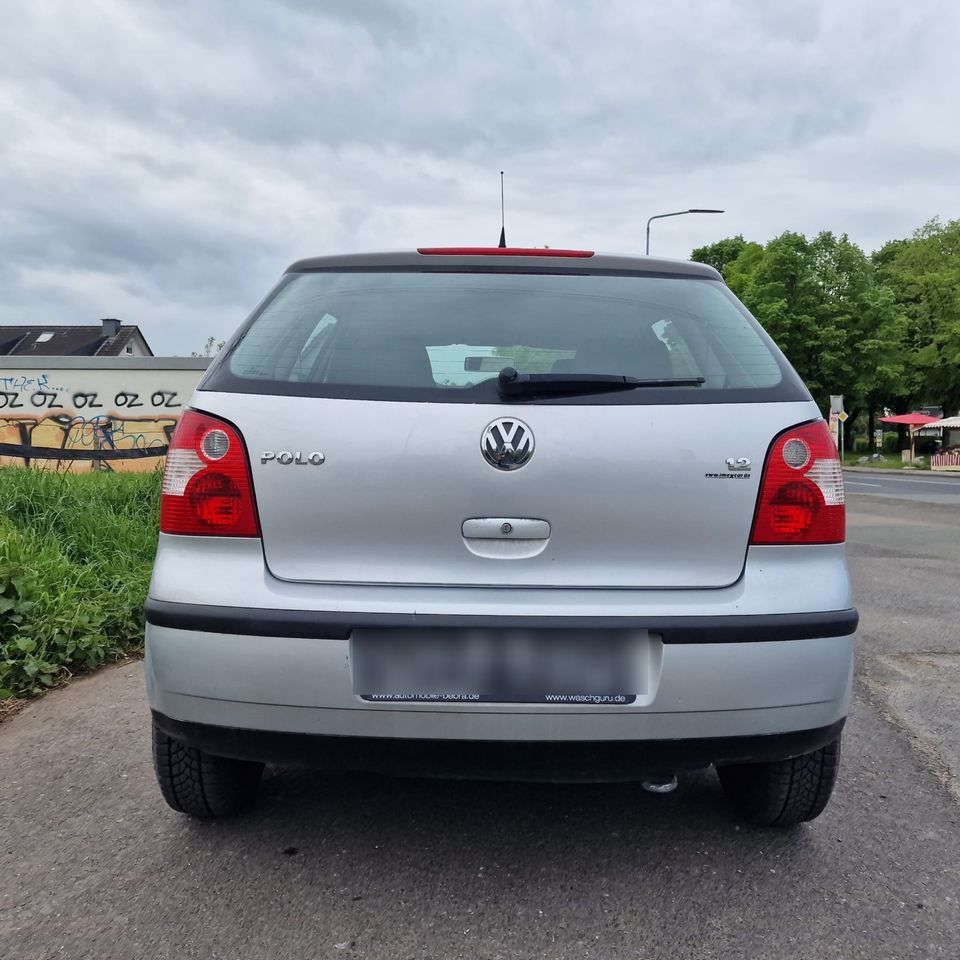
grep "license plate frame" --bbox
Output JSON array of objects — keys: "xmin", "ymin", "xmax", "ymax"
[{"xmin": 351, "ymin": 627, "xmax": 647, "ymax": 705}]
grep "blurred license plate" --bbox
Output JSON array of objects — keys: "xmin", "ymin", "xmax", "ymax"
[{"xmin": 352, "ymin": 628, "xmax": 645, "ymax": 704}]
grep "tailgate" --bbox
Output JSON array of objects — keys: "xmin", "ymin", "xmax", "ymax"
[{"xmin": 201, "ymin": 391, "xmax": 818, "ymax": 589}]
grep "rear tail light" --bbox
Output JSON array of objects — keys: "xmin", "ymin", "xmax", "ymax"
[
  {"xmin": 750, "ymin": 420, "xmax": 845, "ymax": 544},
  {"xmin": 160, "ymin": 410, "xmax": 260, "ymax": 537}
]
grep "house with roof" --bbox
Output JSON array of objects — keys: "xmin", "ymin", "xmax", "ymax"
[{"xmin": 0, "ymin": 319, "xmax": 153, "ymax": 357}]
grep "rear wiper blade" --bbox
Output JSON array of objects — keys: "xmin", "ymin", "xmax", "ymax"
[{"xmin": 497, "ymin": 367, "xmax": 704, "ymax": 399}]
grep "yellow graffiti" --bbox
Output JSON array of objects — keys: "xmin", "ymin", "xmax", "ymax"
[{"xmin": 0, "ymin": 412, "xmax": 179, "ymax": 472}]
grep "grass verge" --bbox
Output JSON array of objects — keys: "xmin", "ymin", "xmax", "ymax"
[
  {"xmin": 842, "ymin": 453, "xmax": 930, "ymax": 469},
  {"xmin": 0, "ymin": 468, "xmax": 160, "ymax": 702}
]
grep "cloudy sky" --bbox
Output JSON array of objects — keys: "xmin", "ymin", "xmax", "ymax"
[{"xmin": 1, "ymin": 0, "xmax": 958, "ymax": 354}]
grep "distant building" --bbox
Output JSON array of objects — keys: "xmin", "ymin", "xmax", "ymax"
[{"xmin": 0, "ymin": 319, "xmax": 153, "ymax": 357}]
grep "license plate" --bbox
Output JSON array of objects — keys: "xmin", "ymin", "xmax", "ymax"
[{"xmin": 351, "ymin": 628, "xmax": 646, "ymax": 704}]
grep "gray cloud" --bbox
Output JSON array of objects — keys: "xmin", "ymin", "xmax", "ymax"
[{"xmin": 0, "ymin": 0, "xmax": 957, "ymax": 353}]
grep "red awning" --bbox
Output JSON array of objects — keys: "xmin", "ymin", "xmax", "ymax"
[{"xmin": 878, "ymin": 414, "xmax": 941, "ymax": 426}]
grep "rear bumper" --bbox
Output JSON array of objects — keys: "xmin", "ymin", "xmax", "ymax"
[
  {"xmin": 145, "ymin": 533, "xmax": 856, "ymax": 768},
  {"xmin": 152, "ymin": 710, "xmax": 846, "ymax": 780},
  {"xmin": 144, "ymin": 616, "xmax": 855, "ymax": 746}
]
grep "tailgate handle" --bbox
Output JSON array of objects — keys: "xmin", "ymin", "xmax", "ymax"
[{"xmin": 462, "ymin": 518, "xmax": 551, "ymax": 540}]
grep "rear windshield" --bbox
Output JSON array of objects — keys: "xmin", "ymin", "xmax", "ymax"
[{"xmin": 203, "ymin": 269, "xmax": 808, "ymax": 404}]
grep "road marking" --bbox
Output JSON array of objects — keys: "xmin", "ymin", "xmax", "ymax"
[
  {"xmin": 858, "ymin": 476, "xmax": 960, "ymax": 487},
  {"xmin": 847, "ymin": 481, "xmax": 883, "ymax": 487}
]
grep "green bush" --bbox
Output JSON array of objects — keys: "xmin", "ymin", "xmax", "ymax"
[
  {"xmin": 853, "ymin": 438, "xmax": 869, "ymax": 453},
  {"xmin": 0, "ymin": 469, "xmax": 160, "ymax": 699},
  {"xmin": 882, "ymin": 432, "xmax": 900, "ymax": 453}
]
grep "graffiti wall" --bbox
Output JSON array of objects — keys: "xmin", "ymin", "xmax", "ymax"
[{"xmin": 0, "ymin": 358, "xmax": 210, "ymax": 471}]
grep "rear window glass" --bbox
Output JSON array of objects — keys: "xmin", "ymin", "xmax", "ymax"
[{"xmin": 206, "ymin": 270, "xmax": 805, "ymax": 404}]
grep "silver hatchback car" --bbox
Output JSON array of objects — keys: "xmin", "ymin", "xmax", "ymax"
[{"xmin": 145, "ymin": 247, "xmax": 857, "ymax": 826}]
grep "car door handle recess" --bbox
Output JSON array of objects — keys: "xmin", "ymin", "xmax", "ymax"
[{"xmin": 462, "ymin": 518, "xmax": 551, "ymax": 539}]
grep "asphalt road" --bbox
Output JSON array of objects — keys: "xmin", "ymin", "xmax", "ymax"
[
  {"xmin": 2, "ymin": 497, "xmax": 959, "ymax": 960},
  {"xmin": 844, "ymin": 468, "xmax": 960, "ymax": 504}
]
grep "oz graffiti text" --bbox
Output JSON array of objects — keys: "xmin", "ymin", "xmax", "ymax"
[{"xmin": 30, "ymin": 391, "xmax": 65, "ymax": 410}]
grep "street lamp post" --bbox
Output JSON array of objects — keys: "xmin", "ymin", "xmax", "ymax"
[{"xmin": 645, "ymin": 208, "xmax": 724, "ymax": 255}]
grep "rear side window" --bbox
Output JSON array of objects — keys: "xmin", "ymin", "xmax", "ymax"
[{"xmin": 206, "ymin": 270, "xmax": 807, "ymax": 404}]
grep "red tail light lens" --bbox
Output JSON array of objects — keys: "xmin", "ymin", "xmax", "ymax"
[
  {"xmin": 751, "ymin": 420, "xmax": 845, "ymax": 544},
  {"xmin": 160, "ymin": 410, "xmax": 260, "ymax": 537}
]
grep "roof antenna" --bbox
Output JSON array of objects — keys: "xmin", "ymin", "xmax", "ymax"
[{"xmin": 498, "ymin": 170, "xmax": 506, "ymax": 247}]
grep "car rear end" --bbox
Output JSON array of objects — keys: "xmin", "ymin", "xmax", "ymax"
[{"xmin": 145, "ymin": 248, "xmax": 856, "ymax": 824}]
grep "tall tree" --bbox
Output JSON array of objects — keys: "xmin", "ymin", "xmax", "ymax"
[
  {"xmin": 690, "ymin": 219, "xmax": 960, "ymax": 438},
  {"xmin": 690, "ymin": 235, "xmax": 748, "ymax": 277},
  {"xmin": 720, "ymin": 231, "xmax": 909, "ymax": 419},
  {"xmin": 875, "ymin": 218, "xmax": 960, "ymax": 416},
  {"xmin": 723, "ymin": 231, "xmax": 834, "ymax": 410}
]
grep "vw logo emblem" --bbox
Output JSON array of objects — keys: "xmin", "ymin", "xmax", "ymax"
[{"xmin": 481, "ymin": 418, "xmax": 535, "ymax": 470}]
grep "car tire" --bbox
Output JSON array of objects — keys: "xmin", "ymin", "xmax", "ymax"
[
  {"xmin": 717, "ymin": 737, "xmax": 840, "ymax": 827},
  {"xmin": 152, "ymin": 719, "xmax": 264, "ymax": 818}
]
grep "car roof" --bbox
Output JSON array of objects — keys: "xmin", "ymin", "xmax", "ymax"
[{"xmin": 284, "ymin": 249, "xmax": 723, "ymax": 281}]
